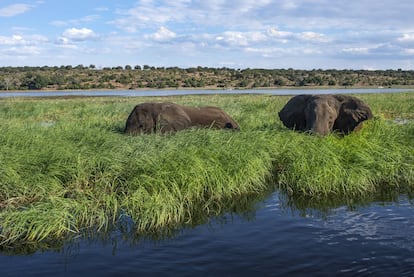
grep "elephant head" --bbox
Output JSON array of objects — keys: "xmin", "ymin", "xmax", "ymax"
[
  {"xmin": 278, "ymin": 94, "xmax": 373, "ymax": 136},
  {"xmin": 124, "ymin": 102, "xmax": 159, "ymax": 135},
  {"xmin": 124, "ymin": 102, "xmax": 190, "ymax": 134},
  {"xmin": 124, "ymin": 102, "xmax": 239, "ymax": 135}
]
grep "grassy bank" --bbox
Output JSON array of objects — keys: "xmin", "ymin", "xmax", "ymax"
[{"xmin": 0, "ymin": 92, "xmax": 413, "ymax": 246}]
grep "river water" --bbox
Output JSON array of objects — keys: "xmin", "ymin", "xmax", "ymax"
[
  {"xmin": 1, "ymin": 88, "xmax": 414, "ymax": 276},
  {"xmin": 0, "ymin": 87, "xmax": 411, "ymax": 98},
  {"xmin": 1, "ymin": 190, "xmax": 413, "ymax": 276}
]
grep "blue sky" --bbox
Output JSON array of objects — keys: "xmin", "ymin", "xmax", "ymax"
[{"xmin": 0, "ymin": 0, "xmax": 413, "ymax": 69}]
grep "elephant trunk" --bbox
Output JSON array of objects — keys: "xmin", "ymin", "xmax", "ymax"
[
  {"xmin": 311, "ymin": 124, "xmax": 331, "ymax": 136},
  {"xmin": 305, "ymin": 117, "xmax": 330, "ymax": 136},
  {"xmin": 305, "ymin": 101, "xmax": 337, "ymax": 136}
]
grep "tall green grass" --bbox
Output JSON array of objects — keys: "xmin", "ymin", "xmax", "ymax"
[
  {"xmin": 0, "ymin": 92, "xmax": 413, "ymax": 246},
  {"xmin": 275, "ymin": 119, "xmax": 414, "ymax": 196}
]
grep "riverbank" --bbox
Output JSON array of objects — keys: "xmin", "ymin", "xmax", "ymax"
[
  {"xmin": 1, "ymin": 66, "xmax": 414, "ymax": 91},
  {"xmin": 2, "ymin": 84, "xmax": 414, "ymax": 94},
  {"xmin": 0, "ymin": 93, "xmax": 413, "ymax": 246}
]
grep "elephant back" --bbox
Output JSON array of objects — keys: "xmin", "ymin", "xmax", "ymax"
[
  {"xmin": 181, "ymin": 105, "xmax": 240, "ymax": 130},
  {"xmin": 157, "ymin": 103, "xmax": 191, "ymax": 133}
]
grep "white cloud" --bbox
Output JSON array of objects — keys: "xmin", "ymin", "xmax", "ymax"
[
  {"xmin": 267, "ymin": 28, "xmax": 292, "ymax": 38},
  {"xmin": 300, "ymin": 32, "xmax": 330, "ymax": 42},
  {"xmin": 266, "ymin": 28, "xmax": 295, "ymax": 44},
  {"xmin": 215, "ymin": 31, "xmax": 267, "ymax": 46},
  {"xmin": 111, "ymin": 2, "xmax": 182, "ymax": 32},
  {"xmin": 3, "ymin": 46, "xmax": 41, "ymax": 55},
  {"xmin": 0, "ymin": 3, "xmax": 33, "ymax": 17},
  {"xmin": 0, "ymin": 34, "xmax": 48, "ymax": 46},
  {"xmin": 281, "ymin": 0, "xmax": 299, "ymax": 10},
  {"xmin": 342, "ymin": 47, "xmax": 370, "ymax": 54},
  {"xmin": 50, "ymin": 15, "xmax": 100, "ymax": 27},
  {"xmin": 146, "ymin": 27, "xmax": 177, "ymax": 42},
  {"xmin": 0, "ymin": 35, "xmax": 24, "ymax": 45},
  {"xmin": 61, "ymin": 28, "xmax": 98, "ymax": 41},
  {"xmin": 245, "ymin": 46, "xmax": 321, "ymax": 57},
  {"xmin": 213, "ymin": 28, "xmax": 329, "ymax": 48},
  {"xmin": 111, "ymin": 0, "xmax": 277, "ymax": 32},
  {"xmin": 1, "ymin": 0, "xmax": 414, "ymax": 69},
  {"xmin": 403, "ymin": 49, "xmax": 414, "ymax": 55},
  {"xmin": 398, "ymin": 33, "xmax": 414, "ymax": 42},
  {"xmin": 0, "ymin": 33, "xmax": 49, "ymax": 61},
  {"xmin": 55, "ymin": 37, "xmax": 77, "ymax": 49},
  {"xmin": 95, "ymin": 7, "xmax": 109, "ymax": 12}
]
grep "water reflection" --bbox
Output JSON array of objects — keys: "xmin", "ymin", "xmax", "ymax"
[
  {"xmin": 279, "ymin": 188, "xmax": 414, "ymax": 219},
  {"xmin": 2, "ymin": 186, "xmax": 412, "ymax": 257},
  {"xmin": 2, "ymin": 188, "xmax": 414, "ymax": 276},
  {"xmin": 0, "ymin": 189, "xmax": 271, "ymax": 256}
]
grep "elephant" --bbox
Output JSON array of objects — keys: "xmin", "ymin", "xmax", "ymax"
[
  {"xmin": 278, "ymin": 94, "xmax": 373, "ymax": 136},
  {"xmin": 124, "ymin": 102, "xmax": 240, "ymax": 135}
]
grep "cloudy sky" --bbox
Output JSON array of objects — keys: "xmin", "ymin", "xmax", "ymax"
[{"xmin": 0, "ymin": 0, "xmax": 413, "ymax": 69}]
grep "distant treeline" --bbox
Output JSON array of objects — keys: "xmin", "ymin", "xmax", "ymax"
[{"xmin": 1, "ymin": 65, "xmax": 414, "ymax": 90}]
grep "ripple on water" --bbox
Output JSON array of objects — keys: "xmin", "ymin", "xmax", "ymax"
[{"xmin": 1, "ymin": 193, "xmax": 414, "ymax": 276}]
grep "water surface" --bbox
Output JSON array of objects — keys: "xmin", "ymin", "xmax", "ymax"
[
  {"xmin": 0, "ymin": 88, "xmax": 411, "ymax": 98},
  {"xmin": 1, "ymin": 191, "xmax": 413, "ymax": 276}
]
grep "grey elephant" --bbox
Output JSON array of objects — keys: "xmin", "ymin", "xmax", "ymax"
[
  {"xmin": 278, "ymin": 94, "xmax": 373, "ymax": 136},
  {"xmin": 124, "ymin": 102, "xmax": 240, "ymax": 135}
]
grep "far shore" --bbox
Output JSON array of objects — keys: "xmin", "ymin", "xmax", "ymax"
[{"xmin": 2, "ymin": 85, "xmax": 414, "ymax": 94}]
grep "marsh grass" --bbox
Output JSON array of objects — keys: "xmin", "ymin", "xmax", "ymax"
[
  {"xmin": 0, "ymin": 92, "xmax": 413, "ymax": 246},
  {"xmin": 275, "ymin": 119, "xmax": 414, "ymax": 197}
]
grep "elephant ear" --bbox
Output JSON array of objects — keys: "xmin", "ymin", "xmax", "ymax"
[
  {"xmin": 333, "ymin": 96, "xmax": 373, "ymax": 134},
  {"xmin": 278, "ymin": 95, "xmax": 312, "ymax": 131},
  {"xmin": 157, "ymin": 103, "xmax": 191, "ymax": 133}
]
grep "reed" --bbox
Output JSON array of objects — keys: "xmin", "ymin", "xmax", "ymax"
[{"xmin": 0, "ymin": 92, "xmax": 413, "ymax": 245}]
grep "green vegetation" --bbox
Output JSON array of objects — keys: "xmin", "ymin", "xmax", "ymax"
[
  {"xmin": 1, "ymin": 66, "xmax": 414, "ymax": 91},
  {"xmin": 0, "ymin": 92, "xmax": 413, "ymax": 247}
]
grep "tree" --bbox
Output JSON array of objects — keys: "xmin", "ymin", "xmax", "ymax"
[
  {"xmin": 273, "ymin": 78, "xmax": 286, "ymax": 86},
  {"xmin": 328, "ymin": 79, "xmax": 336, "ymax": 86},
  {"xmin": 1, "ymin": 76, "xmax": 16, "ymax": 90},
  {"xmin": 21, "ymin": 74, "xmax": 49, "ymax": 90}
]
